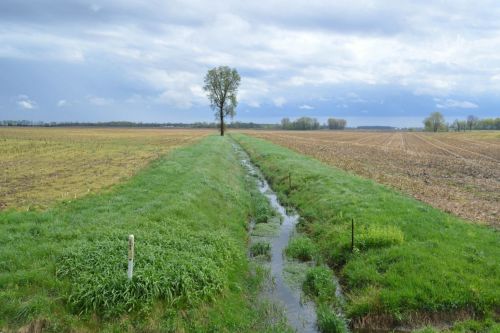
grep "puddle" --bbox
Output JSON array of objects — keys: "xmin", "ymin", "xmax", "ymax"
[{"xmin": 233, "ymin": 143, "xmax": 320, "ymax": 333}]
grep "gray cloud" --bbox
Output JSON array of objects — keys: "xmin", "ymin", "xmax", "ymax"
[{"xmin": 1, "ymin": 0, "xmax": 500, "ymax": 123}]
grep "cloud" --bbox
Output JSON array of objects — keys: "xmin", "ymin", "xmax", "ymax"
[
  {"xmin": 1, "ymin": 1, "xmax": 500, "ymax": 123},
  {"xmin": 57, "ymin": 99, "xmax": 68, "ymax": 107},
  {"xmin": 436, "ymin": 99, "xmax": 479, "ymax": 109},
  {"xmin": 273, "ymin": 96, "xmax": 286, "ymax": 107},
  {"xmin": 88, "ymin": 96, "xmax": 113, "ymax": 106},
  {"xmin": 90, "ymin": 4, "xmax": 101, "ymax": 13},
  {"xmin": 299, "ymin": 104, "xmax": 314, "ymax": 110},
  {"xmin": 135, "ymin": 69, "xmax": 206, "ymax": 109},
  {"xmin": 17, "ymin": 95, "xmax": 36, "ymax": 109}
]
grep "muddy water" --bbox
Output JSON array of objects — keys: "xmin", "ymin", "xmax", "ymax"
[{"xmin": 233, "ymin": 143, "xmax": 319, "ymax": 333}]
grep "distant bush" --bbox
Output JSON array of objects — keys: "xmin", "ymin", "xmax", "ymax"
[
  {"xmin": 285, "ymin": 236, "xmax": 316, "ymax": 261},
  {"xmin": 250, "ymin": 241, "xmax": 271, "ymax": 260}
]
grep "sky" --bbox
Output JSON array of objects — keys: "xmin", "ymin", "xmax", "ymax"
[{"xmin": 1, "ymin": 1, "xmax": 500, "ymax": 127}]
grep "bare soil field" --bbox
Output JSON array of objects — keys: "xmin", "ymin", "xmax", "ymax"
[
  {"xmin": 0, "ymin": 127, "xmax": 210, "ymax": 210},
  {"xmin": 240, "ymin": 130, "xmax": 500, "ymax": 227}
]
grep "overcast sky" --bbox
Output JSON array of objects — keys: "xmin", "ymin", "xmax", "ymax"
[{"xmin": 1, "ymin": 1, "xmax": 500, "ymax": 126}]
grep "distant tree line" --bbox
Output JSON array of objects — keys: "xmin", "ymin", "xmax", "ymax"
[
  {"xmin": 281, "ymin": 117, "xmax": 320, "ymax": 130},
  {"xmin": 357, "ymin": 126, "xmax": 395, "ymax": 130},
  {"xmin": 0, "ymin": 120, "xmax": 277, "ymax": 129},
  {"xmin": 280, "ymin": 117, "xmax": 347, "ymax": 130},
  {"xmin": 192, "ymin": 121, "xmax": 278, "ymax": 129},
  {"xmin": 327, "ymin": 118, "xmax": 347, "ymax": 129},
  {"xmin": 423, "ymin": 112, "xmax": 500, "ymax": 132}
]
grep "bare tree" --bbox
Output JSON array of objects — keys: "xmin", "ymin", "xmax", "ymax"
[
  {"xmin": 467, "ymin": 115, "xmax": 478, "ymax": 131},
  {"xmin": 281, "ymin": 117, "xmax": 291, "ymax": 130},
  {"xmin": 203, "ymin": 66, "xmax": 241, "ymax": 136}
]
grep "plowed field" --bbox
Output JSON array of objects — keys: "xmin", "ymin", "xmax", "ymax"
[{"xmin": 242, "ymin": 130, "xmax": 500, "ymax": 227}]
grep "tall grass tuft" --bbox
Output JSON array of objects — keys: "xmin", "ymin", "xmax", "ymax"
[
  {"xmin": 317, "ymin": 304, "xmax": 348, "ymax": 333},
  {"xmin": 57, "ymin": 230, "xmax": 239, "ymax": 317},
  {"xmin": 285, "ymin": 236, "xmax": 316, "ymax": 261},
  {"xmin": 356, "ymin": 225, "xmax": 404, "ymax": 250},
  {"xmin": 303, "ymin": 266, "xmax": 336, "ymax": 304},
  {"xmin": 249, "ymin": 241, "xmax": 271, "ymax": 260}
]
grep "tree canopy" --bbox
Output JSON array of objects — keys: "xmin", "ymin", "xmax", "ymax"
[
  {"xmin": 423, "ymin": 112, "xmax": 446, "ymax": 132},
  {"xmin": 327, "ymin": 118, "xmax": 347, "ymax": 130},
  {"xmin": 203, "ymin": 66, "xmax": 241, "ymax": 136}
]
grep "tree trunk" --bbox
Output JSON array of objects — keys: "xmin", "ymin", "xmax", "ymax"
[{"xmin": 220, "ymin": 108, "xmax": 224, "ymax": 136}]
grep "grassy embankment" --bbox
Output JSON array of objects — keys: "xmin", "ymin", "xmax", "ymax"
[
  {"xmin": 0, "ymin": 135, "xmax": 289, "ymax": 332},
  {"xmin": 233, "ymin": 133, "xmax": 500, "ymax": 332}
]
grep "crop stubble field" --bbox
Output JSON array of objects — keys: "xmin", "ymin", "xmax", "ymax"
[
  {"xmin": 0, "ymin": 127, "xmax": 210, "ymax": 211},
  {"xmin": 241, "ymin": 130, "xmax": 500, "ymax": 226}
]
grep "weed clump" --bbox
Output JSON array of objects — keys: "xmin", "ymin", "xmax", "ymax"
[
  {"xmin": 249, "ymin": 241, "xmax": 271, "ymax": 260},
  {"xmin": 285, "ymin": 236, "xmax": 316, "ymax": 261}
]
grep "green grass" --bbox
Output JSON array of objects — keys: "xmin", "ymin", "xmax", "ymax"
[
  {"xmin": 232, "ymin": 133, "xmax": 500, "ymax": 329},
  {"xmin": 316, "ymin": 304, "xmax": 348, "ymax": 333},
  {"xmin": 303, "ymin": 266, "xmax": 337, "ymax": 304},
  {"xmin": 0, "ymin": 135, "xmax": 288, "ymax": 332},
  {"xmin": 285, "ymin": 236, "xmax": 317, "ymax": 262}
]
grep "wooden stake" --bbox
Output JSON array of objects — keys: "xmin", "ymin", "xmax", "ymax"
[
  {"xmin": 128, "ymin": 235, "xmax": 134, "ymax": 280},
  {"xmin": 288, "ymin": 171, "xmax": 292, "ymax": 190},
  {"xmin": 351, "ymin": 219, "xmax": 354, "ymax": 253}
]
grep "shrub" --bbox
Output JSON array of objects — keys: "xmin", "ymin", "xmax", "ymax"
[
  {"xmin": 285, "ymin": 236, "xmax": 316, "ymax": 261},
  {"xmin": 303, "ymin": 266, "xmax": 336, "ymax": 303},
  {"xmin": 250, "ymin": 241, "xmax": 271, "ymax": 260}
]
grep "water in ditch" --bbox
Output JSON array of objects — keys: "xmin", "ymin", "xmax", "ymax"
[
  {"xmin": 231, "ymin": 141, "xmax": 412, "ymax": 333},
  {"xmin": 233, "ymin": 142, "xmax": 320, "ymax": 333}
]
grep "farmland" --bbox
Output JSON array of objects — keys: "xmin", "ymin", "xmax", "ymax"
[
  {"xmin": 241, "ymin": 130, "xmax": 500, "ymax": 227},
  {"xmin": 0, "ymin": 127, "xmax": 209, "ymax": 211},
  {"xmin": 1, "ymin": 128, "xmax": 499, "ymax": 332}
]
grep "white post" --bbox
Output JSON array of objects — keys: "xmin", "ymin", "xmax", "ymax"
[{"xmin": 127, "ymin": 234, "xmax": 134, "ymax": 280}]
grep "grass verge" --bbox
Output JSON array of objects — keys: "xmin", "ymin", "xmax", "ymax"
[
  {"xmin": 0, "ymin": 135, "xmax": 285, "ymax": 332},
  {"xmin": 232, "ymin": 133, "xmax": 500, "ymax": 331}
]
